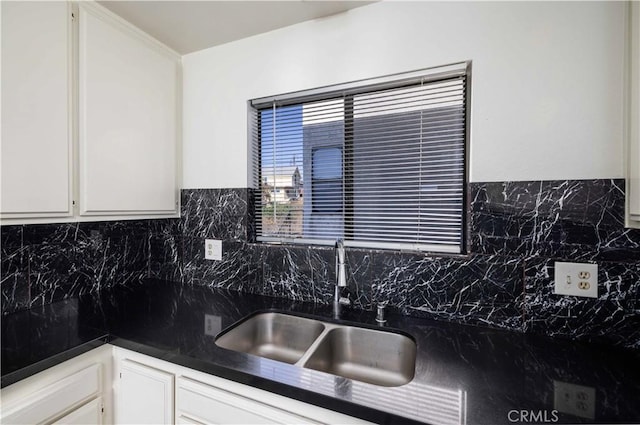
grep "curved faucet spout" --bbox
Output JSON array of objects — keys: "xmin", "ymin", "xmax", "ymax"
[
  {"xmin": 335, "ymin": 239, "xmax": 346, "ymax": 288},
  {"xmin": 333, "ymin": 238, "xmax": 349, "ymax": 318}
]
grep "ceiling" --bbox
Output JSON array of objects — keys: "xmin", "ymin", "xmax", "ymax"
[{"xmin": 98, "ymin": 1, "xmax": 374, "ymax": 55}]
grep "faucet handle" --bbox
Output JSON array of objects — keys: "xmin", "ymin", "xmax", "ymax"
[
  {"xmin": 376, "ymin": 301, "xmax": 388, "ymax": 324},
  {"xmin": 338, "ymin": 287, "xmax": 351, "ymax": 306}
]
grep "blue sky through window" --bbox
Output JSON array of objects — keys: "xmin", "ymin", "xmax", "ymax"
[{"xmin": 260, "ymin": 105, "xmax": 304, "ymax": 178}]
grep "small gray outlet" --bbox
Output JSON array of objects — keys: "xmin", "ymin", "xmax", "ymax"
[
  {"xmin": 553, "ymin": 380, "xmax": 595, "ymax": 419},
  {"xmin": 204, "ymin": 314, "xmax": 222, "ymax": 337}
]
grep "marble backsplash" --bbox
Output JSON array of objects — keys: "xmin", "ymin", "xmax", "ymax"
[
  {"xmin": 2, "ymin": 179, "xmax": 639, "ymax": 348},
  {"xmin": 0, "ymin": 219, "xmax": 175, "ymax": 313}
]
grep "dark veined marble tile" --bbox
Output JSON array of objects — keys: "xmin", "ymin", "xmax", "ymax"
[
  {"xmin": 0, "ymin": 238, "xmax": 27, "ymax": 313},
  {"xmin": 6, "ymin": 219, "xmax": 174, "ymax": 312},
  {"xmin": 27, "ymin": 237, "xmax": 79, "ymax": 303},
  {"xmin": 106, "ymin": 235, "xmax": 150, "ymax": 284},
  {"xmin": 402, "ymin": 254, "xmax": 525, "ymax": 331},
  {"xmin": 20, "ymin": 221, "xmax": 135, "ymax": 247},
  {"xmin": 521, "ymin": 334, "xmax": 640, "ymax": 423},
  {"xmin": 1, "ymin": 239, "xmax": 28, "ymax": 278},
  {"xmin": 149, "ymin": 234, "xmax": 182, "ymax": 283},
  {"xmin": 261, "ymin": 245, "xmax": 334, "ymax": 303},
  {"xmin": 1, "ymin": 273, "xmax": 31, "ymax": 315},
  {"xmin": 404, "ymin": 302, "xmax": 524, "ymax": 332},
  {"xmin": 148, "ymin": 218, "xmax": 182, "ymax": 237},
  {"xmin": 367, "ymin": 250, "xmax": 421, "ymax": 310},
  {"xmin": 593, "ymin": 227, "xmax": 640, "ymax": 262},
  {"xmin": 471, "ymin": 179, "xmax": 640, "ymax": 262},
  {"xmin": 1, "ymin": 225, "xmax": 23, "ymax": 247},
  {"xmin": 472, "ymin": 180, "xmax": 625, "ymax": 224},
  {"xmin": 485, "ymin": 240, "xmax": 640, "ymax": 264},
  {"xmin": 83, "ymin": 219, "xmax": 150, "ymax": 238},
  {"xmin": 182, "ymin": 238, "xmax": 249, "ymax": 292},
  {"xmin": 524, "ymin": 258, "xmax": 640, "ymax": 348},
  {"xmin": 246, "ymin": 188, "xmax": 257, "ymax": 242},
  {"xmin": 403, "ymin": 254, "xmax": 524, "ymax": 304},
  {"xmin": 304, "ymin": 246, "xmax": 335, "ymax": 304},
  {"xmin": 344, "ymin": 249, "xmax": 373, "ymax": 310},
  {"xmin": 21, "ymin": 223, "xmax": 82, "ymax": 246},
  {"xmin": 181, "ymin": 189, "xmax": 248, "ymax": 240},
  {"xmin": 244, "ymin": 243, "xmax": 266, "ymax": 294},
  {"xmin": 27, "ymin": 233, "xmax": 150, "ymax": 308}
]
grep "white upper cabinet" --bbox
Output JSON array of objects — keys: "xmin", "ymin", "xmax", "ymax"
[
  {"xmin": 0, "ymin": 1, "xmax": 180, "ymax": 224},
  {"xmin": 1, "ymin": 1, "xmax": 73, "ymax": 219},
  {"xmin": 78, "ymin": 3, "xmax": 180, "ymax": 216},
  {"xmin": 628, "ymin": 1, "xmax": 640, "ymax": 228}
]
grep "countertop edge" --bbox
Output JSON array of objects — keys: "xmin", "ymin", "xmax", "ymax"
[
  {"xmin": 0, "ymin": 335, "xmax": 110, "ymax": 389},
  {"xmin": 1, "ymin": 334, "xmax": 426, "ymax": 425},
  {"xmin": 109, "ymin": 337, "xmax": 427, "ymax": 425}
]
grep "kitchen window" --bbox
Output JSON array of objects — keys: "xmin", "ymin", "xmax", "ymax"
[{"xmin": 249, "ymin": 62, "xmax": 470, "ymax": 253}]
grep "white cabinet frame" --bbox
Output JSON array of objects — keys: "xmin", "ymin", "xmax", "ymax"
[
  {"xmin": 1, "ymin": 1, "xmax": 181, "ymax": 225},
  {"xmin": 0, "ymin": 1, "xmax": 74, "ymax": 220},
  {"xmin": 627, "ymin": 1, "xmax": 640, "ymax": 228},
  {"xmin": 77, "ymin": 2, "xmax": 181, "ymax": 218}
]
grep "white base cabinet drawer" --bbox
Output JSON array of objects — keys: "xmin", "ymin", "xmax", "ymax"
[
  {"xmin": 177, "ymin": 376, "xmax": 321, "ymax": 425},
  {"xmin": 0, "ymin": 346, "xmax": 112, "ymax": 425},
  {"xmin": 2, "ymin": 364, "xmax": 100, "ymax": 424},
  {"xmin": 54, "ymin": 397, "xmax": 103, "ymax": 425}
]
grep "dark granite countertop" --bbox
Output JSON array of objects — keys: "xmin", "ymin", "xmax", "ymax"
[
  {"xmin": 1, "ymin": 298, "xmax": 109, "ymax": 387},
  {"xmin": 2, "ymin": 279, "xmax": 640, "ymax": 424}
]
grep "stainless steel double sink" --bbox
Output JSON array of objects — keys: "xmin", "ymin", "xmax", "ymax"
[{"xmin": 215, "ymin": 312, "xmax": 416, "ymax": 387}]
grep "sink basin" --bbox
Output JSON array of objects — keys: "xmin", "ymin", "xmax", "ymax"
[
  {"xmin": 215, "ymin": 312, "xmax": 325, "ymax": 364},
  {"xmin": 302, "ymin": 327, "xmax": 416, "ymax": 387},
  {"xmin": 215, "ymin": 311, "xmax": 416, "ymax": 387}
]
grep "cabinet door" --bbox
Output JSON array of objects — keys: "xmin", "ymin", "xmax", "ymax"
[
  {"xmin": 78, "ymin": 3, "xmax": 179, "ymax": 216},
  {"xmin": 0, "ymin": 1, "xmax": 73, "ymax": 218},
  {"xmin": 117, "ymin": 359, "xmax": 174, "ymax": 425}
]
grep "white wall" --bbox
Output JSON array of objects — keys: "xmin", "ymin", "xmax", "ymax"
[{"xmin": 182, "ymin": 1, "xmax": 626, "ymax": 188}]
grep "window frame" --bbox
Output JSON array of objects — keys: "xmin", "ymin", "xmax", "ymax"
[{"xmin": 249, "ymin": 62, "xmax": 471, "ymax": 254}]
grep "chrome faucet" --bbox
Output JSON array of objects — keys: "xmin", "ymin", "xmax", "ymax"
[
  {"xmin": 335, "ymin": 239, "xmax": 346, "ymax": 288},
  {"xmin": 333, "ymin": 239, "xmax": 350, "ymax": 318}
]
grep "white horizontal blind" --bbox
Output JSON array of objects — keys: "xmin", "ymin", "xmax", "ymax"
[{"xmin": 250, "ymin": 64, "xmax": 468, "ymax": 253}]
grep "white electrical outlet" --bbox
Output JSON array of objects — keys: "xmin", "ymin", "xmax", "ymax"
[
  {"xmin": 204, "ymin": 239, "xmax": 222, "ymax": 261},
  {"xmin": 554, "ymin": 262, "xmax": 598, "ymax": 298},
  {"xmin": 553, "ymin": 380, "xmax": 595, "ymax": 419},
  {"xmin": 204, "ymin": 314, "xmax": 222, "ymax": 336}
]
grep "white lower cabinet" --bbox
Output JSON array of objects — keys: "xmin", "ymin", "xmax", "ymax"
[
  {"xmin": 116, "ymin": 359, "xmax": 174, "ymax": 424},
  {"xmin": 0, "ymin": 345, "xmax": 113, "ymax": 425},
  {"xmin": 1, "ymin": 345, "xmax": 371, "ymax": 425},
  {"xmin": 114, "ymin": 347, "xmax": 372, "ymax": 425}
]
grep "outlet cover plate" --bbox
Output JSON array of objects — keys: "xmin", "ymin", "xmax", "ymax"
[
  {"xmin": 205, "ymin": 239, "xmax": 222, "ymax": 261},
  {"xmin": 554, "ymin": 261, "xmax": 598, "ymax": 298},
  {"xmin": 554, "ymin": 380, "xmax": 595, "ymax": 419},
  {"xmin": 204, "ymin": 314, "xmax": 222, "ymax": 336}
]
